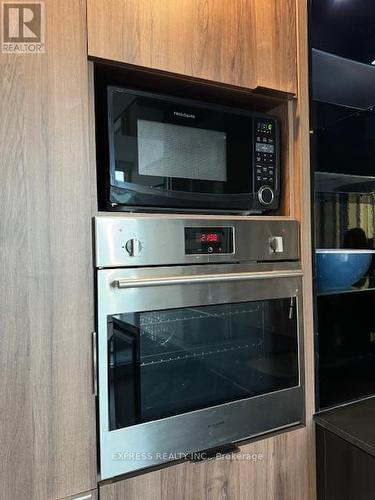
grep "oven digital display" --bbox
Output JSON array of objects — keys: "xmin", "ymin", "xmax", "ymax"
[
  {"xmin": 185, "ymin": 227, "xmax": 233, "ymax": 255},
  {"xmin": 200, "ymin": 232, "xmax": 221, "ymax": 243}
]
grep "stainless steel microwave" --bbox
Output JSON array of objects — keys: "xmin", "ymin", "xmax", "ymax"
[{"xmin": 96, "ymin": 87, "xmax": 281, "ymax": 214}]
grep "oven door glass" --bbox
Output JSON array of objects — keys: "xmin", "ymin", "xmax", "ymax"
[
  {"xmin": 107, "ymin": 88, "xmax": 255, "ymax": 210},
  {"xmin": 107, "ymin": 297, "xmax": 298, "ymax": 430}
]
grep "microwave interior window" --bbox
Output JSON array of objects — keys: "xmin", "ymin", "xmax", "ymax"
[
  {"xmin": 110, "ymin": 90, "xmax": 252, "ymax": 196},
  {"xmin": 107, "ymin": 298, "xmax": 299, "ymax": 431},
  {"xmin": 137, "ymin": 119, "xmax": 227, "ymax": 182}
]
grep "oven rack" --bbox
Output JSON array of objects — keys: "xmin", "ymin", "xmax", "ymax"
[
  {"xmin": 139, "ymin": 306, "xmax": 263, "ymax": 328},
  {"xmin": 140, "ymin": 340, "xmax": 256, "ymax": 367}
]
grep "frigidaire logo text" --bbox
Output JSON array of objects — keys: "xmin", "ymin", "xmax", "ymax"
[{"xmin": 173, "ymin": 111, "xmax": 196, "ymax": 119}]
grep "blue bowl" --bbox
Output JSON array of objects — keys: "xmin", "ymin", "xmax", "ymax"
[{"xmin": 316, "ymin": 250, "xmax": 373, "ymax": 292}]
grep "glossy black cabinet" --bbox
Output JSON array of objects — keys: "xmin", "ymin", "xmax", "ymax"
[
  {"xmin": 316, "ymin": 289, "xmax": 375, "ymax": 409},
  {"xmin": 316, "ymin": 425, "xmax": 375, "ymax": 500},
  {"xmin": 310, "ymin": 1, "xmax": 375, "ymax": 411},
  {"xmin": 315, "ymin": 398, "xmax": 375, "ymax": 499}
]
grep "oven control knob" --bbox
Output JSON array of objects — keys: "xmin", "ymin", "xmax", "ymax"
[
  {"xmin": 258, "ymin": 186, "xmax": 274, "ymax": 206},
  {"xmin": 125, "ymin": 238, "xmax": 141, "ymax": 257},
  {"xmin": 269, "ymin": 236, "xmax": 284, "ymax": 254}
]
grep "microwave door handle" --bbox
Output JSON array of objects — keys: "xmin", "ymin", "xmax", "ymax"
[{"xmin": 113, "ymin": 270, "xmax": 303, "ymax": 289}]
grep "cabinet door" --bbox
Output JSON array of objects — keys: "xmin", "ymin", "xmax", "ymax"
[
  {"xmin": 0, "ymin": 1, "xmax": 97, "ymax": 499},
  {"xmin": 316, "ymin": 425, "xmax": 375, "ymax": 500},
  {"xmin": 87, "ymin": 0, "xmax": 297, "ymax": 94},
  {"xmin": 99, "ymin": 428, "xmax": 314, "ymax": 500}
]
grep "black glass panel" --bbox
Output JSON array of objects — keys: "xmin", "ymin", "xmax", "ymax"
[
  {"xmin": 311, "ymin": 102, "xmax": 375, "ymax": 177},
  {"xmin": 110, "ymin": 89, "xmax": 253, "ymax": 196},
  {"xmin": 184, "ymin": 226, "xmax": 234, "ymax": 254},
  {"xmin": 108, "ymin": 298, "xmax": 299, "ymax": 431},
  {"xmin": 317, "ymin": 290, "xmax": 375, "ymax": 409},
  {"xmin": 310, "ymin": 0, "xmax": 375, "ymax": 66},
  {"xmin": 310, "ymin": 0, "xmax": 375, "ymax": 413}
]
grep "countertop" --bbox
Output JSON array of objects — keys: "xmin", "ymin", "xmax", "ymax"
[{"xmin": 314, "ymin": 397, "xmax": 375, "ymax": 457}]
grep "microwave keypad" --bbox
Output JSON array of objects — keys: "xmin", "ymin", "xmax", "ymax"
[{"xmin": 254, "ymin": 119, "xmax": 277, "ymax": 191}]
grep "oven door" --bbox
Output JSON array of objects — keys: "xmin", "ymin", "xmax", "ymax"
[
  {"xmin": 97, "ymin": 265, "xmax": 304, "ymax": 479},
  {"xmin": 106, "ymin": 87, "xmax": 275, "ymax": 212}
]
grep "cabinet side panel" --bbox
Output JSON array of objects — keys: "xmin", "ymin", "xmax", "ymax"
[{"xmin": 0, "ymin": 0, "xmax": 97, "ymax": 498}]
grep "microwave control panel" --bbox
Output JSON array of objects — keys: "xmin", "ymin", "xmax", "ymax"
[
  {"xmin": 184, "ymin": 227, "xmax": 234, "ymax": 255},
  {"xmin": 254, "ymin": 118, "xmax": 278, "ymax": 206}
]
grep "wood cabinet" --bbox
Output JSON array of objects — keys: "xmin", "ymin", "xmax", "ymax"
[
  {"xmin": 87, "ymin": 0, "xmax": 297, "ymax": 94},
  {"xmin": 99, "ymin": 428, "xmax": 314, "ymax": 500},
  {"xmin": 0, "ymin": 0, "xmax": 313, "ymax": 498},
  {"xmin": 0, "ymin": 0, "xmax": 96, "ymax": 499}
]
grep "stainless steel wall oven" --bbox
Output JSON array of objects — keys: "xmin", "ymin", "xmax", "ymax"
[{"xmin": 95, "ymin": 216, "xmax": 304, "ymax": 479}]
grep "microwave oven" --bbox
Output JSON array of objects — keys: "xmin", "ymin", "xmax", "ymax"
[{"xmin": 95, "ymin": 87, "xmax": 281, "ymax": 214}]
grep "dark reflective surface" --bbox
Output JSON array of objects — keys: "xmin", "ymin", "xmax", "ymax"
[
  {"xmin": 317, "ymin": 290, "xmax": 375, "ymax": 408},
  {"xmin": 310, "ymin": 0, "xmax": 375, "ymax": 412},
  {"xmin": 110, "ymin": 89, "xmax": 252, "ymax": 196},
  {"xmin": 311, "ymin": 0, "xmax": 375, "ymax": 65},
  {"xmin": 315, "ymin": 191, "xmax": 375, "ymax": 250},
  {"xmin": 311, "ymin": 102, "xmax": 375, "ymax": 177},
  {"xmin": 108, "ymin": 298, "xmax": 299, "ymax": 430}
]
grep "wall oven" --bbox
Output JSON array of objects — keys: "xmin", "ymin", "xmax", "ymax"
[
  {"xmin": 95, "ymin": 86, "xmax": 281, "ymax": 214},
  {"xmin": 95, "ymin": 216, "xmax": 304, "ymax": 479}
]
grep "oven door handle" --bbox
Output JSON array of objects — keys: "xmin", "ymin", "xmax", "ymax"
[{"xmin": 113, "ymin": 270, "xmax": 303, "ymax": 289}]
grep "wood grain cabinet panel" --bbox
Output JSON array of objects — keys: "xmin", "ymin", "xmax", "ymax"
[
  {"xmin": 87, "ymin": 0, "xmax": 297, "ymax": 94},
  {"xmin": 100, "ymin": 428, "xmax": 314, "ymax": 500},
  {"xmin": 0, "ymin": 0, "xmax": 97, "ymax": 499}
]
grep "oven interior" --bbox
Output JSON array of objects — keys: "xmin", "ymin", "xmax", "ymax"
[{"xmin": 108, "ymin": 297, "xmax": 299, "ymax": 431}]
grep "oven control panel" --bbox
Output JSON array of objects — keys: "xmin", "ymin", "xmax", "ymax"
[
  {"xmin": 185, "ymin": 227, "xmax": 234, "ymax": 255},
  {"xmin": 95, "ymin": 217, "xmax": 299, "ymax": 268},
  {"xmin": 254, "ymin": 118, "xmax": 278, "ymax": 206}
]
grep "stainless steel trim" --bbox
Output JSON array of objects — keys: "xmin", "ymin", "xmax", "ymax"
[
  {"xmin": 92, "ymin": 331, "xmax": 98, "ymax": 397},
  {"xmin": 114, "ymin": 270, "xmax": 303, "ymax": 289}
]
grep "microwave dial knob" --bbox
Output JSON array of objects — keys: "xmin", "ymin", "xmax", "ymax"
[
  {"xmin": 258, "ymin": 186, "xmax": 274, "ymax": 206},
  {"xmin": 125, "ymin": 237, "xmax": 141, "ymax": 257}
]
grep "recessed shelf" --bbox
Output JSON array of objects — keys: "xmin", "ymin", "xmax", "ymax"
[
  {"xmin": 312, "ymin": 49, "xmax": 375, "ymax": 110},
  {"xmin": 315, "ymin": 171, "xmax": 375, "ymax": 194},
  {"xmin": 317, "ymin": 275, "xmax": 375, "ymax": 296}
]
